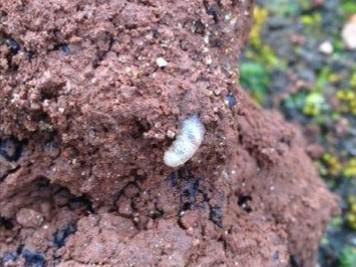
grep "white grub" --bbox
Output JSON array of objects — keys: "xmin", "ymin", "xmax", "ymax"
[{"xmin": 163, "ymin": 115, "xmax": 205, "ymax": 168}]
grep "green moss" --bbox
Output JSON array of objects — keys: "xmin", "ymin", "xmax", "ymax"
[
  {"xmin": 350, "ymin": 73, "xmax": 356, "ymax": 88},
  {"xmin": 260, "ymin": 45, "xmax": 281, "ymax": 67},
  {"xmin": 336, "ymin": 90, "xmax": 356, "ymax": 115},
  {"xmin": 329, "ymin": 216, "xmax": 343, "ymax": 229},
  {"xmin": 303, "ymin": 92, "xmax": 326, "ymax": 116},
  {"xmin": 283, "ymin": 91, "xmax": 307, "ymax": 112},
  {"xmin": 301, "ymin": 13, "xmax": 322, "ymax": 27},
  {"xmin": 241, "ymin": 5, "xmax": 271, "ymax": 105},
  {"xmin": 247, "ymin": 6, "xmax": 283, "ymax": 68},
  {"xmin": 340, "ymin": 249, "xmax": 356, "ymax": 267},
  {"xmin": 240, "ymin": 62, "xmax": 270, "ymax": 104},
  {"xmin": 333, "ymin": 39, "xmax": 346, "ymax": 54},
  {"xmin": 301, "ymin": 12, "xmax": 324, "ymax": 37},
  {"xmin": 265, "ymin": 0, "xmax": 301, "ymax": 17},
  {"xmin": 321, "ymin": 153, "xmax": 343, "ymax": 177},
  {"xmin": 298, "ymin": 0, "xmax": 312, "ymax": 11},
  {"xmin": 344, "ymin": 158, "xmax": 356, "ymax": 178},
  {"xmin": 249, "ymin": 6, "xmax": 268, "ymax": 49},
  {"xmin": 315, "ymin": 67, "xmax": 332, "ymax": 91},
  {"xmin": 301, "ymin": 68, "xmax": 333, "ymax": 116},
  {"xmin": 328, "ymin": 73, "xmax": 342, "ymax": 84},
  {"xmin": 346, "ymin": 196, "xmax": 356, "ymax": 230},
  {"xmin": 241, "ymin": 5, "xmax": 289, "ymax": 105},
  {"xmin": 246, "ymin": 45, "xmax": 282, "ymax": 69},
  {"xmin": 341, "ymin": 0, "xmax": 356, "ymax": 16},
  {"xmin": 339, "ymin": 246, "xmax": 356, "ymax": 267}
]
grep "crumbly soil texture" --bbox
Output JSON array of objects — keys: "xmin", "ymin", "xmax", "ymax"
[{"xmin": 0, "ymin": 1, "xmax": 338, "ymax": 267}]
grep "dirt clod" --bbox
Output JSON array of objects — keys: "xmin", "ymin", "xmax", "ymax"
[{"xmin": 0, "ymin": 1, "xmax": 338, "ymax": 266}]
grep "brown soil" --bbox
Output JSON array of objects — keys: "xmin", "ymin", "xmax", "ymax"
[{"xmin": 0, "ymin": 1, "xmax": 338, "ymax": 267}]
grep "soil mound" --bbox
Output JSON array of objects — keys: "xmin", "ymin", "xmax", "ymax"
[{"xmin": 0, "ymin": 1, "xmax": 338, "ymax": 266}]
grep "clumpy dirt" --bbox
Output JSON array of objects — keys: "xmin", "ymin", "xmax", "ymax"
[{"xmin": 0, "ymin": 1, "xmax": 338, "ymax": 267}]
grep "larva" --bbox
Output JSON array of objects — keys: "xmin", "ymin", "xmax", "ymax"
[{"xmin": 163, "ymin": 115, "xmax": 206, "ymax": 168}]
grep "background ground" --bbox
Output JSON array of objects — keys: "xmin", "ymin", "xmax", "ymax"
[{"xmin": 240, "ymin": 0, "xmax": 356, "ymax": 266}]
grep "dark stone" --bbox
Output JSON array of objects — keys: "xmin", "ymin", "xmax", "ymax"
[
  {"xmin": 209, "ymin": 206, "xmax": 223, "ymax": 228},
  {"xmin": 6, "ymin": 38, "xmax": 20, "ymax": 54},
  {"xmin": 2, "ymin": 251, "xmax": 18, "ymax": 263},
  {"xmin": 22, "ymin": 249, "xmax": 46, "ymax": 267},
  {"xmin": 226, "ymin": 94, "xmax": 237, "ymax": 109},
  {"xmin": 53, "ymin": 223, "xmax": 77, "ymax": 248},
  {"xmin": 0, "ymin": 137, "xmax": 23, "ymax": 161}
]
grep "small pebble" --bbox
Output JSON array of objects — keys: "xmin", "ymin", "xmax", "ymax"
[
  {"xmin": 6, "ymin": 39, "xmax": 20, "ymax": 54},
  {"xmin": 0, "ymin": 139, "xmax": 17, "ymax": 159},
  {"xmin": 16, "ymin": 208, "xmax": 44, "ymax": 228},
  {"xmin": 312, "ymin": 0, "xmax": 324, "ymax": 7},
  {"xmin": 209, "ymin": 206, "xmax": 223, "ymax": 227},
  {"xmin": 0, "ymin": 138, "xmax": 22, "ymax": 161},
  {"xmin": 306, "ymin": 144, "xmax": 324, "ymax": 160},
  {"xmin": 116, "ymin": 196, "xmax": 133, "ymax": 216},
  {"xmin": 342, "ymin": 15, "xmax": 356, "ymax": 50},
  {"xmin": 318, "ymin": 41, "xmax": 333, "ymax": 55},
  {"xmin": 179, "ymin": 210, "xmax": 199, "ymax": 229},
  {"xmin": 53, "ymin": 224, "xmax": 76, "ymax": 248},
  {"xmin": 59, "ymin": 44, "xmax": 70, "ymax": 55},
  {"xmin": 2, "ymin": 252, "xmax": 18, "ymax": 264},
  {"xmin": 156, "ymin": 57, "xmax": 168, "ymax": 67},
  {"xmin": 124, "ymin": 183, "xmax": 140, "ymax": 198},
  {"xmin": 22, "ymin": 249, "xmax": 46, "ymax": 267},
  {"xmin": 44, "ymin": 141, "xmax": 60, "ymax": 158},
  {"xmin": 225, "ymin": 94, "xmax": 237, "ymax": 109}
]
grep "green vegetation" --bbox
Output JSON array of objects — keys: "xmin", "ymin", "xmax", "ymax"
[
  {"xmin": 344, "ymin": 159, "xmax": 356, "ymax": 178},
  {"xmin": 240, "ymin": 6, "xmax": 283, "ymax": 105},
  {"xmin": 240, "ymin": 62, "xmax": 270, "ymax": 105},
  {"xmin": 339, "ymin": 246, "xmax": 356, "ymax": 267},
  {"xmin": 303, "ymin": 92, "xmax": 327, "ymax": 116},
  {"xmin": 341, "ymin": 0, "xmax": 356, "ymax": 16},
  {"xmin": 337, "ymin": 90, "xmax": 356, "ymax": 115},
  {"xmin": 240, "ymin": 1, "xmax": 356, "ymax": 265},
  {"xmin": 346, "ymin": 196, "xmax": 356, "ymax": 230}
]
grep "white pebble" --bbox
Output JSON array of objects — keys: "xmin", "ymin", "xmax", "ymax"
[
  {"xmin": 342, "ymin": 15, "xmax": 356, "ymax": 50},
  {"xmin": 318, "ymin": 41, "xmax": 333, "ymax": 55},
  {"xmin": 156, "ymin": 57, "xmax": 168, "ymax": 67}
]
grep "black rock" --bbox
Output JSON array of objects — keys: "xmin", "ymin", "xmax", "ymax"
[
  {"xmin": 22, "ymin": 249, "xmax": 46, "ymax": 267},
  {"xmin": 53, "ymin": 224, "xmax": 77, "ymax": 248}
]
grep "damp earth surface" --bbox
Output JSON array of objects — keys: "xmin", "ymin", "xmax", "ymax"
[{"xmin": 0, "ymin": 1, "xmax": 339, "ymax": 266}]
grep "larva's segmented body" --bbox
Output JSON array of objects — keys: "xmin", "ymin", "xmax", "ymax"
[{"xmin": 163, "ymin": 115, "xmax": 205, "ymax": 168}]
